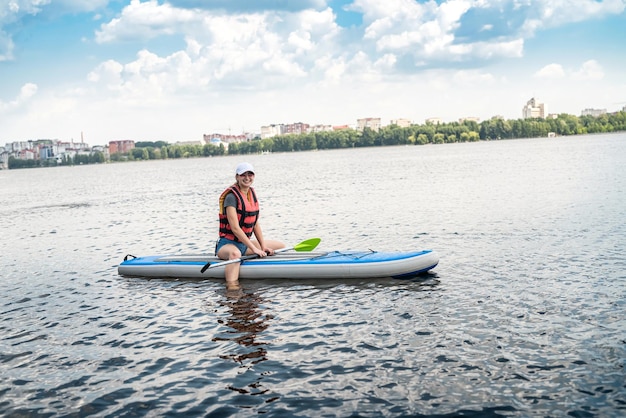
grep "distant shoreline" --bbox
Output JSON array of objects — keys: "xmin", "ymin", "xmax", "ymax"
[{"xmin": 3, "ymin": 115, "xmax": 625, "ymax": 170}]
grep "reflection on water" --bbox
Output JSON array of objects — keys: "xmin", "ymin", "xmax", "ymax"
[{"xmin": 213, "ymin": 290, "xmax": 274, "ymax": 399}]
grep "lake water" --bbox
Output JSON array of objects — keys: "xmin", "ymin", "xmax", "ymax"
[{"xmin": 1, "ymin": 133, "xmax": 625, "ymax": 417}]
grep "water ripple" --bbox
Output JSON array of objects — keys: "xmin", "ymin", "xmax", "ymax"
[{"xmin": 1, "ymin": 137, "xmax": 626, "ymax": 416}]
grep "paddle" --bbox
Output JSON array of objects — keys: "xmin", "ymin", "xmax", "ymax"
[{"xmin": 200, "ymin": 238, "xmax": 321, "ymax": 273}]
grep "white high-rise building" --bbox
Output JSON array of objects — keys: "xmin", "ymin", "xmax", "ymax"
[{"xmin": 523, "ymin": 98, "xmax": 546, "ymax": 119}]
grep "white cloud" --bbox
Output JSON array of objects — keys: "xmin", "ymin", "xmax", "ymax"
[
  {"xmin": 521, "ymin": 0, "xmax": 626, "ymax": 33},
  {"xmin": 87, "ymin": 60, "xmax": 123, "ymax": 86},
  {"xmin": 534, "ymin": 60, "xmax": 604, "ymax": 81},
  {"xmin": 288, "ymin": 29, "xmax": 314, "ymax": 52},
  {"xmin": 89, "ymin": 1, "xmax": 346, "ymax": 100},
  {"xmin": 18, "ymin": 82, "xmax": 37, "ymax": 99},
  {"xmin": 0, "ymin": 0, "xmax": 49, "ymax": 18},
  {"xmin": 351, "ymin": 0, "xmax": 529, "ymax": 65},
  {"xmin": 345, "ymin": 0, "xmax": 624, "ymax": 66},
  {"xmin": 87, "ymin": 50, "xmax": 202, "ymax": 103},
  {"xmin": 95, "ymin": 0, "xmax": 197, "ymax": 43},
  {"xmin": 0, "ymin": 83, "xmax": 37, "ymax": 112},
  {"xmin": 438, "ymin": 0, "xmax": 473, "ymax": 28},
  {"xmin": 262, "ymin": 57, "xmax": 307, "ymax": 78},
  {"xmin": 285, "ymin": 7, "xmax": 339, "ymax": 54},
  {"xmin": 53, "ymin": 0, "xmax": 110, "ymax": 12},
  {"xmin": 313, "ymin": 55, "xmax": 347, "ymax": 83},
  {"xmin": 571, "ymin": 60, "xmax": 604, "ymax": 81},
  {"xmin": 450, "ymin": 38, "xmax": 524, "ymax": 60},
  {"xmin": 452, "ymin": 69, "xmax": 495, "ymax": 84},
  {"xmin": 358, "ymin": 0, "xmax": 426, "ymax": 41},
  {"xmin": 0, "ymin": 30, "xmax": 14, "ymax": 61},
  {"xmin": 0, "ymin": 82, "xmax": 38, "ymax": 111},
  {"xmin": 535, "ymin": 63, "xmax": 565, "ymax": 79},
  {"xmin": 374, "ymin": 53, "xmax": 397, "ymax": 71},
  {"xmin": 165, "ymin": 0, "xmax": 325, "ymax": 12}
]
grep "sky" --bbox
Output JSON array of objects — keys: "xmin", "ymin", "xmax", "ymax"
[{"xmin": 0, "ymin": 0, "xmax": 625, "ymax": 146}]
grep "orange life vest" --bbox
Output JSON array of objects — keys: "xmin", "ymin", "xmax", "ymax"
[{"xmin": 218, "ymin": 185, "xmax": 259, "ymax": 242}]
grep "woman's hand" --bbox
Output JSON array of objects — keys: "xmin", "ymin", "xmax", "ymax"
[{"xmin": 253, "ymin": 246, "xmax": 267, "ymax": 257}]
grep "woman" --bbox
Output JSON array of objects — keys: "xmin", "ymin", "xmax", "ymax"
[{"xmin": 216, "ymin": 162, "xmax": 284, "ymax": 290}]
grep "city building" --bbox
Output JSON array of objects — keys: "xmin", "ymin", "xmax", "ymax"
[
  {"xmin": 0, "ymin": 138, "xmax": 100, "ymax": 168},
  {"xmin": 332, "ymin": 125, "xmax": 351, "ymax": 131},
  {"xmin": 425, "ymin": 117, "xmax": 442, "ymax": 125},
  {"xmin": 260, "ymin": 122, "xmax": 311, "ymax": 139},
  {"xmin": 260, "ymin": 124, "xmax": 284, "ymax": 139},
  {"xmin": 203, "ymin": 133, "xmax": 250, "ymax": 144},
  {"xmin": 93, "ymin": 145, "xmax": 110, "ymax": 161},
  {"xmin": 310, "ymin": 124, "xmax": 334, "ymax": 133},
  {"xmin": 523, "ymin": 98, "xmax": 546, "ymax": 119},
  {"xmin": 0, "ymin": 150, "xmax": 7, "ymax": 170},
  {"xmin": 459, "ymin": 117, "xmax": 480, "ymax": 123},
  {"xmin": 282, "ymin": 122, "xmax": 310, "ymax": 135},
  {"xmin": 581, "ymin": 108, "xmax": 607, "ymax": 117},
  {"xmin": 356, "ymin": 117, "xmax": 381, "ymax": 132},
  {"xmin": 390, "ymin": 118, "xmax": 412, "ymax": 128},
  {"xmin": 109, "ymin": 140, "xmax": 135, "ymax": 154}
]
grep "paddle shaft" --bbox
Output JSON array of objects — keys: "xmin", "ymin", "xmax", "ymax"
[
  {"xmin": 199, "ymin": 237, "xmax": 320, "ymax": 273},
  {"xmin": 203, "ymin": 246, "xmax": 292, "ymax": 271}
]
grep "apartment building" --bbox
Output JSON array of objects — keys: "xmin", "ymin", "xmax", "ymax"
[
  {"xmin": 581, "ymin": 108, "xmax": 607, "ymax": 117},
  {"xmin": 356, "ymin": 117, "xmax": 381, "ymax": 132},
  {"xmin": 109, "ymin": 140, "xmax": 135, "ymax": 154},
  {"xmin": 523, "ymin": 98, "xmax": 546, "ymax": 119},
  {"xmin": 390, "ymin": 118, "xmax": 412, "ymax": 128}
]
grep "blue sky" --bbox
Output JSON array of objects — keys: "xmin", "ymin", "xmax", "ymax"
[{"xmin": 1, "ymin": 0, "xmax": 625, "ymax": 146}]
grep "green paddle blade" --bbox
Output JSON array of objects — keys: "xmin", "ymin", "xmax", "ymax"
[{"xmin": 293, "ymin": 238, "xmax": 321, "ymax": 252}]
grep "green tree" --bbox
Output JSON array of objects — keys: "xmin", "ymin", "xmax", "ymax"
[
  {"xmin": 433, "ymin": 133, "xmax": 445, "ymax": 144},
  {"xmin": 273, "ymin": 136, "xmax": 293, "ymax": 152},
  {"xmin": 358, "ymin": 128, "xmax": 376, "ymax": 147}
]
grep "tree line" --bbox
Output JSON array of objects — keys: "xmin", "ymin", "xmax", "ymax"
[
  {"xmin": 8, "ymin": 151, "xmax": 106, "ymax": 169},
  {"xmin": 110, "ymin": 142, "xmax": 227, "ymax": 162},
  {"xmin": 127, "ymin": 111, "xmax": 625, "ymax": 158},
  {"xmin": 7, "ymin": 111, "xmax": 626, "ymax": 168}
]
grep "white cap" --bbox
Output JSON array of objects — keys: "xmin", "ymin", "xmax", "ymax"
[{"xmin": 235, "ymin": 162, "xmax": 255, "ymax": 175}]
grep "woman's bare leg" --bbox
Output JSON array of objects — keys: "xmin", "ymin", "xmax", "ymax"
[
  {"xmin": 217, "ymin": 244, "xmax": 242, "ymax": 290},
  {"xmin": 248, "ymin": 239, "xmax": 286, "ymax": 254}
]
